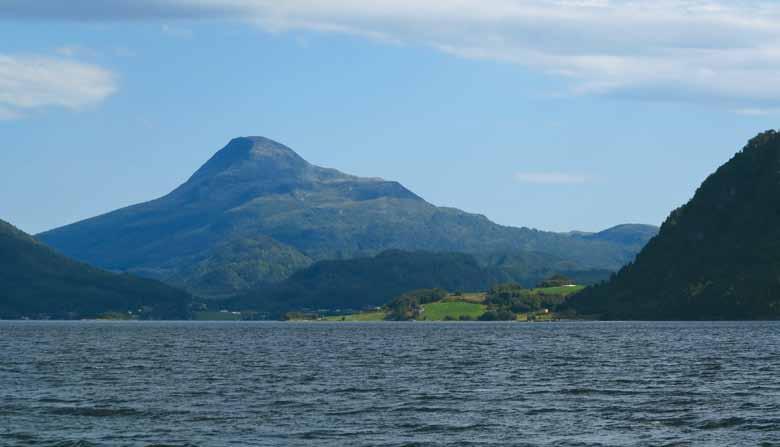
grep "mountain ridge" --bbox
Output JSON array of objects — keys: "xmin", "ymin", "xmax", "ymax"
[{"xmin": 39, "ymin": 136, "xmax": 657, "ymax": 297}]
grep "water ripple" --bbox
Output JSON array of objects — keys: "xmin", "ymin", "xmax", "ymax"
[{"xmin": 1, "ymin": 321, "xmax": 780, "ymax": 446}]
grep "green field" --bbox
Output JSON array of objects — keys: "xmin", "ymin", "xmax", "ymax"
[
  {"xmin": 442, "ymin": 292, "xmax": 486, "ymax": 303},
  {"xmin": 321, "ymin": 301, "xmax": 487, "ymax": 322},
  {"xmin": 419, "ymin": 301, "xmax": 486, "ymax": 320},
  {"xmin": 323, "ymin": 310, "xmax": 387, "ymax": 321}
]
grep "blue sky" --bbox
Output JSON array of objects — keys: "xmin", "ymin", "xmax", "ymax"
[{"xmin": 1, "ymin": 1, "xmax": 779, "ymax": 234}]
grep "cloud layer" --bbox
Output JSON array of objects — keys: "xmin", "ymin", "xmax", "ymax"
[
  {"xmin": 3, "ymin": 1, "xmax": 780, "ymax": 107},
  {"xmin": 0, "ymin": 54, "xmax": 116, "ymax": 119}
]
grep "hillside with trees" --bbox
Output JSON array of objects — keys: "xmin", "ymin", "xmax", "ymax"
[
  {"xmin": 0, "ymin": 219, "xmax": 191, "ymax": 319},
  {"xmin": 227, "ymin": 250, "xmax": 504, "ymax": 316},
  {"xmin": 331, "ymin": 279, "xmax": 585, "ymax": 322},
  {"xmin": 570, "ymin": 130, "xmax": 780, "ymax": 320}
]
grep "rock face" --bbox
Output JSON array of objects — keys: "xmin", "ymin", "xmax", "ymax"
[
  {"xmin": 39, "ymin": 136, "xmax": 654, "ymax": 297},
  {"xmin": 570, "ymin": 130, "xmax": 780, "ymax": 320},
  {"xmin": 0, "ymin": 219, "xmax": 190, "ymax": 319}
]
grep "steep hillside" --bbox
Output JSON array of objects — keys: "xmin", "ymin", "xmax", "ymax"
[
  {"xmin": 570, "ymin": 130, "xmax": 780, "ymax": 320},
  {"xmin": 39, "ymin": 136, "xmax": 653, "ymax": 296},
  {"xmin": 0, "ymin": 219, "xmax": 190, "ymax": 319}
]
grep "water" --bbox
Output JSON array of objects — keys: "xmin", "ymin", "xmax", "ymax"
[{"xmin": 1, "ymin": 321, "xmax": 780, "ymax": 446}]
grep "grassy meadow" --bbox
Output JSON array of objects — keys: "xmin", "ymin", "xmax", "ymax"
[{"xmin": 419, "ymin": 301, "xmax": 486, "ymax": 320}]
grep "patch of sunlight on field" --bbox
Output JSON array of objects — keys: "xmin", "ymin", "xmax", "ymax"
[{"xmin": 420, "ymin": 301, "xmax": 486, "ymax": 320}]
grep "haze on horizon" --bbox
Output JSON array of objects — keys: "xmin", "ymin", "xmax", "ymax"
[{"xmin": 1, "ymin": 0, "xmax": 779, "ymax": 235}]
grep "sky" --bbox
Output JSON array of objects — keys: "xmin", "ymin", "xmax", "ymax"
[{"xmin": 1, "ymin": 1, "xmax": 779, "ymax": 235}]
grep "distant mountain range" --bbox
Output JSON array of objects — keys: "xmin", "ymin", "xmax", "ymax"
[
  {"xmin": 570, "ymin": 224, "xmax": 660, "ymax": 250},
  {"xmin": 0, "ymin": 219, "xmax": 190, "ymax": 319},
  {"xmin": 571, "ymin": 130, "xmax": 780, "ymax": 320},
  {"xmin": 38, "ymin": 136, "xmax": 657, "ymax": 297}
]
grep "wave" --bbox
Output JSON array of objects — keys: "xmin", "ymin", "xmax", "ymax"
[{"xmin": 45, "ymin": 407, "xmax": 144, "ymax": 418}]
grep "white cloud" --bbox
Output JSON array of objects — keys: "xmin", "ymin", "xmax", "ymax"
[
  {"xmin": 514, "ymin": 172, "xmax": 588, "ymax": 185},
  {"xmin": 4, "ymin": 1, "xmax": 780, "ymax": 106},
  {"xmin": 0, "ymin": 54, "xmax": 117, "ymax": 119}
]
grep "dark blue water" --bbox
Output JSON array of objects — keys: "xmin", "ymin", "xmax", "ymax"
[{"xmin": 2, "ymin": 321, "xmax": 780, "ymax": 446}]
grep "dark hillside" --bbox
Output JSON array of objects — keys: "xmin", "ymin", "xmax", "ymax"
[
  {"xmin": 571, "ymin": 131, "xmax": 780, "ymax": 320},
  {"xmin": 0, "ymin": 219, "xmax": 190, "ymax": 319}
]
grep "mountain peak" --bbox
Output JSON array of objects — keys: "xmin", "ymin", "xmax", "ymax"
[
  {"xmin": 218, "ymin": 136, "xmax": 307, "ymax": 166},
  {"xmin": 234, "ymin": 136, "xmax": 304, "ymax": 160},
  {"xmin": 188, "ymin": 136, "xmax": 309, "ymax": 183}
]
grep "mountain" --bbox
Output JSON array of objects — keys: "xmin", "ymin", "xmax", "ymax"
[
  {"xmin": 573, "ymin": 224, "xmax": 659, "ymax": 250},
  {"xmin": 226, "ymin": 249, "xmax": 617, "ymax": 317},
  {"xmin": 475, "ymin": 250, "xmax": 615, "ymax": 288},
  {"xmin": 226, "ymin": 250, "xmax": 504, "ymax": 316},
  {"xmin": 0, "ymin": 219, "xmax": 190, "ymax": 319},
  {"xmin": 39, "ymin": 136, "xmax": 655, "ymax": 297},
  {"xmin": 570, "ymin": 130, "xmax": 780, "ymax": 320}
]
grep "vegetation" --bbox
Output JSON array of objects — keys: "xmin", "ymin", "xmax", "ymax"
[
  {"xmin": 168, "ymin": 237, "xmax": 312, "ymax": 297},
  {"xmin": 485, "ymin": 283, "xmax": 584, "ymax": 314},
  {"xmin": 570, "ymin": 130, "xmax": 780, "ymax": 320},
  {"xmin": 385, "ymin": 289, "xmax": 449, "ymax": 320},
  {"xmin": 227, "ymin": 248, "xmax": 613, "ymax": 318},
  {"xmin": 0, "ymin": 219, "xmax": 191, "ymax": 320},
  {"xmin": 541, "ymin": 284, "xmax": 584, "ymax": 296},
  {"xmin": 572, "ymin": 224, "xmax": 659, "ymax": 250},
  {"xmin": 282, "ymin": 311, "xmax": 322, "ymax": 321},
  {"xmin": 475, "ymin": 251, "xmax": 617, "ymax": 291},
  {"xmin": 324, "ymin": 277, "xmax": 584, "ymax": 322},
  {"xmin": 537, "ymin": 274, "xmax": 575, "ymax": 288},
  {"xmin": 39, "ymin": 136, "xmax": 655, "ymax": 297},
  {"xmin": 422, "ymin": 301, "xmax": 486, "ymax": 320},
  {"xmin": 228, "ymin": 251, "xmax": 505, "ymax": 317},
  {"xmin": 325, "ymin": 289, "xmax": 486, "ymax": 322}
]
